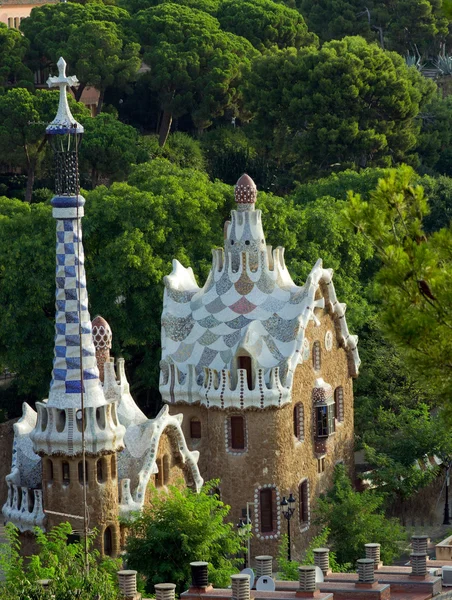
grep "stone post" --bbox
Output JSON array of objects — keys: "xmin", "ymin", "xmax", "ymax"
[
  {"xmin": 298, "ymin": 566, "xmax": 316, "ymax": 592},
  {"xmin": 365, "ymin": 543, "xmax": 381, "ymax": 569},
  {"xmin": 313, "ymin": 548, "xmax": 330, "ymax": 575},
  {"xmin": 255, "ymin": 555, "xmax": 273, "ymax": 578},
  {"xmin": 410, "ymin": 553, "xmax": 427, "ymax": 577},
  {"xmin": 190, "ymin": 561, "xmax": 209, "ymax": 588},
  {"xmin": 155, "ymin": 583, "xmax": 176, "ymax": 600},
  {"xmin": 117, "ymin": 570, "xmax": 138, "ymax": 599},
  {"xmin": 231, "ymin": 574, "xmax": 251, "ymax": 600},
  {"xmin": 411, "ymin": 535, "xmax": 429, "ymax": 555},
  {"xmin": 357, "ymin": 559, "xmax": 375, "ymax": 584}
]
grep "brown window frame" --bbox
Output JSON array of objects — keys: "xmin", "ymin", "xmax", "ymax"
[
  {"xmin": 230, "ymin": 415, "xmax": 246, "ymax": 450},
  {"xmin": 190, "ymin": 419, "xmax": 201, "ymax": 439},
  {"xmin": 238, "ymin": 355, "xmax": 253, "ymax": 390},
  {"xmin": 299, "ymin": 480, "xmax": 309, "ymax": 524},
  {"xmin": 260, "ymin": 488, "xmax": 276, "ymax": 533}
]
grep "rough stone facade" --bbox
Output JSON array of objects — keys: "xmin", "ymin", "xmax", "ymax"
[{"xmin": 168, "ymin": 306, "xmax": 354, "ymax": 561}]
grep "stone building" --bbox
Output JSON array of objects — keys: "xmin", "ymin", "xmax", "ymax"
[
  {"xmin": 2, "ymin": 58, "xmax": 202, "ymax": 556},
  {"xmin": 160, "ymin": 174, "xmax": 360, "ymax": 560}
]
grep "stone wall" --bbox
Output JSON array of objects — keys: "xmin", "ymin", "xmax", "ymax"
[{"xmin": 168, "ymin": 306, "xmax": 355, "ymax": 562}]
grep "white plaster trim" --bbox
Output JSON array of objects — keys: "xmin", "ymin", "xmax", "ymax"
[{"xmin": 253, "ymin": 484, "xmax": 281, "ymax": 540}]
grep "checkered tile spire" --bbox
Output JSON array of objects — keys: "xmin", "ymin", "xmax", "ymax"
[{"xmin": 48, "ymin": 195, "xmax": 104, "ymax": 409}]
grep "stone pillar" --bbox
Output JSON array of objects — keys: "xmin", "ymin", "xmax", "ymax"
[
  {"xmin": 155, "ymin": 583, "xmax": 176, "ymax": 600},
  {"xmin": 410, "ymin": 553, "xmax": 427, "ymax": 577},
  {"xmin": 365, "ymin": 543, "xmax": 381, "ymax": 569},
  {"xmin": 298, "ymin": 566, "xmax": 316, "ymax": 592},
  {"xmin": 357, "ymin": 559, "xmax": 375, "ymax": 584},
  {"xmin": 231, "ymin": 574, "xmax": 250, "ymax": 600},
  {"xmin": 190, "ymin": 561, "xmax": 209, "ymax": 587},
  {"xmin": 255, "ymin": 555, "xmax": 273, "ymax": 578},
  {"xmin": 313, "ymin": 548, "xmax": 330, "ymax": 575},
  {"xmin": 117, "ymin": 570, "xmax": 137, "ymax": 599}
]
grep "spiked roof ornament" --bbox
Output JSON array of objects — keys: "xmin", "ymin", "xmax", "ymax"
[{"xmin": 46, "ymin": 57, "xmax": 84, "ymax": 135}]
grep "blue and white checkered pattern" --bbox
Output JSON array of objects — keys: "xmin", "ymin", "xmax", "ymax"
[{"xmin": 48, "ymin": 217, "xmax": 102, "ymax": 406}]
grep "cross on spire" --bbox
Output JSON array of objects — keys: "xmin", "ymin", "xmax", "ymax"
[{"xmin": 46, "ymin": 56, "xmax": 84, "ymax": 134}]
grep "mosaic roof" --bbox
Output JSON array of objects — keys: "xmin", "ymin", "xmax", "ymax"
[{"xmin": 160, "ymin": 175, "xmax": 360, "ymax": 409}]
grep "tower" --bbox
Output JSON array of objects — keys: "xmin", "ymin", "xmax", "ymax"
[
  {"xmin": 29, "ymin": 58, "xmax": 125, "ymax": 557},
  {"xmin": 160, "ymin": 174, "xmax": 360, "ymax": 560}
]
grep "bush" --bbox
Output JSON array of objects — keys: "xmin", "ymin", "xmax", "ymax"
[
  {"xmin": 200, "ymin": 127, "xmax": 257, "ymax": 184},
  {"xmin": 315, "ymin": 465, "xmax": 405, "ymax": 565},
  {"xmin": 125, "ymin": 480, "xmax": 243, "ymax": 594},
  {"xmin": 0, "ymin": 522, "xmax": 121, "ymax": 600}
]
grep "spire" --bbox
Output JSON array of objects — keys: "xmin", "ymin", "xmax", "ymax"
[{"xmin": 46, "ymin": 57, "xmax": 84, "ymax": 136}]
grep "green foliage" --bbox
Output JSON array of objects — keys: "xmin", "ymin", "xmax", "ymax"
[
  {"xmin": 119, "ymin": 0, "xmax": 220, "ymax": 15},
  {"xmin": 0, "ymin": 88, "xmax": 90, "ymax": 202},
  {"xmin": 20, "ymin": 2, "xmax": 139, "ymax": 112},
  {"xmin": 216, "ymin": 0, "xmax": 317, "ymax": 51},
  {"xmin": 419, "ymin": 174, "xmax": 452, "ymax": 233},
  {"xmin": 344, "ymin": 165, "xmax": 452, "ymax": 406},
  {"xmin": 245, "ymin": 36, "xmax": 435, "ymax": 182},
  {"xmin": 79, "ymin": 113, "xmax": 147, "ymax": 187},
  {"xmin": 277, "ymin": 529, "xmax": 349, "ymax": 580},
  {"xmin": 141, "ymin": 131, "xmax": 206, "ymax": 171},
  {"xmin": 296, "ymin": 0, "xmax": 373, "ymax": 43},
  {"xmin": 315, "ymin": 465, "xmax": 405, "ymax": 565},
  {"xmin": 0, "ymin": 23, "xmax": 33, "ymax": 88},
  {"xmin": 132, "ymin": 3, "xmax": 257, "ymax": 143},
  {"xmin": 125, "ymin": 480, "xmax": 242, "ymax": 594},
  {"xmin": 417, "ymin": 94, "xmax": 452, "ymax": 178},
  {"xmin": 0, "ymin": 522, "xmax": 121, "ymax": 600},
  {"xmin": 200, "ymin": 127, "xmax": 257, "ymax": 184}
]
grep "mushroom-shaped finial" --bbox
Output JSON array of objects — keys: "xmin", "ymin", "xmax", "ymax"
[
  {"xmin": 235, "ymin": 173, "xmax": 257, "ymax": 205},
  {"xmin": 92, "ymin": 315, "xmax": 112, "ymax": 383}
]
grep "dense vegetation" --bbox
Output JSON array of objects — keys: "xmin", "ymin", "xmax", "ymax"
[{"xmin": 1, "ymin": 0, "xmax": 452, "ymax": 542}]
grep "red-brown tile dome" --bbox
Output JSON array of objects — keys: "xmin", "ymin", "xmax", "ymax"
[
  {"xmin": 92, "ymin": 315, "xmax": 112, "ymax": 350},
  {"xmin": 235, "ymin": 173, "xmax": 257, "ymax": 204}
]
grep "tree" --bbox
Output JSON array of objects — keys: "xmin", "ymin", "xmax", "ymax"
[
  {"xmin": 0, "ymin": 88, "xmax": 89, "ymax": 202},
  {"xmin": 417, "ymin": 93, "xmax": 452, "ymax": 178},
  {"xmin": 119, "ymin": 0, "xmax": 220, "ymax": 16},
  {"xmin": 0, "ymin": 23, "xmax": 33, "ymax": 88},
  {"xmin": 344, "ymin": 165, "xmax": 452, "ymax": 407},
  {"xmin": 216, "ymin": 0, "xmax": 317, "ymax": 51},
  {"xmin": 245, "ymin": 36, "xmax": 435, "ymax": 181},
  {"xmin": 79, "ymin": 113, "xmax": 147, "ymax": 187},
  {"xmin": 315, "ymin": 464, "xmax": 404, "ymax": 565},
  {"xmin": 20, "ymin": 3, "xmax": 140, "ymax": 114},
  {"xmin": 296, "ymin": 0, "xmax": 373, "ymax": 43},
  {"xmin": 132, "ymin": 3, "xmax": 257, "ymax": 146},
  {"xmin": 125, "ymin": 481, "xmax": 242, "ymax": 594}
]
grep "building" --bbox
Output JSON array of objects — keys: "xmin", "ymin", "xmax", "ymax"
[
  {"xmin": 160, "ymin": 174, "xmax": 360, "ymax": 560},
  {"xmin": 0, "ymin": 0, "xmax": 56, "ymax": 30},
  {"xmin": 1, "ymin": 58, "xmax": 202, "ymax": 556}
]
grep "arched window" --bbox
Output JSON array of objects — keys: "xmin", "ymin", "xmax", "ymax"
[
  {"xmin": 299, "ymin": 480, "xmax": 309, "ymax": 525},
  {"xmin": 103, "ymin": 526, "xmax": 113, "ymax": 556},
  {"xmin": 78, "ymin": 461, "xmax": 88, "ymax": 485},
  {"xmin": 312, "ymin": 341, "xmax": 321, "ymax": 371},
  {"xmin": 334, "ymin": 387, "xmax": 344, "ymax": 422},
  {"xmin": 259, "ymin": 488, "xmax": 276, "ymax": 533},
  {"xmin": 97, "ymin": 458, "xmax": 104, "ymax": 483},
  {"xmin": 62, "ymin": 461, "xmax": 70, "ymax": 485},
  {"xmin": 47, "ymin": 459, "xmax": 54, "ymax": 484},
  {"xmin": 229, "ymin": 415, "xmax": 246, "ymax": 451},
  {"xmin": 238, "ymin": 355, "xmax": 253, "ymax": 389},
  {"xmin": 293, "ymin": 403, "xmax": 304, "ymax": 441},
  {"xmin": 190, "ymin": 418, "xmax": 201, "ymax": 439}
]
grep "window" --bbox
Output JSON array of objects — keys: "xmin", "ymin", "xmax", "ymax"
[
  {"xmin": 103, "ymin": 526, "xmax": 113, "ymax": 556},
  {"xmin": 238, "ymin": 355, "xmax": 253, "ymax": 389},
  {"xmin": 260, "ymin": 488, "xmax": 274, "ymax": 533},
  {"xmin": 316, "ymin": 404, "xmax": 335, "ymax": 437},
  {"xmin": 190, "ymin": 418, "xmax": 201, "ymax": 439},
  {"xmin": 78, "ymin": 461, "xmax": 88, "ymax": 485},
  {"xmin": 62, "ymin": 461, "xmax": 70, "ymax": 484},
  {"xmin": 334, "ymin": 387, "xmax": 344, "ymax": 422},
  {"xmin": 7, "ymin": 18, "xmax": 13, "ymax": 28},
  {"xmin": 312, "ymin": 341, "xmax": 321, "ymax": 371},
  {"xmin": 111, "ymin": 455, "xmax": 116, "ymax": 479},
  {"xmin": 156, "ymin": 457, "xmax": 163, "ymax": 488},
  {"xmin": 14, "ymin": 17, "xmax": 19, "ymax": 29},
  {"xmin": 97, "ymin": 458, "xmax": 104, "ymax": 483},
  {"xmin": 47, "ymin": 459, "xmax": 53, "ymax": 484},
  {"xmin": 299, "ymin": 480, "xmax": 309, "ymax": 524},
  {"xmin": 230, "ymin": 416, "xmax": 245, "ymax": 450},
  {"xmin": 163, "ymin": 454, "xmax": 170, "ymax": 485},
  {"xmin": 317, "ymin": 457, "xmax": 325, "ymax": 474},
  {"xmin": 293, "ymin": 403, "xmax": 304, "ymax": 441}
]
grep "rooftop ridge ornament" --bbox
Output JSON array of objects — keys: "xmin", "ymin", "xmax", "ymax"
[
  {"xmin": 46, "ymin": 57, "xmax": 84, "ymax": 135},
  {"xmin": 235, "ymin": 173, "xmax": 257, "ymax": 206}
]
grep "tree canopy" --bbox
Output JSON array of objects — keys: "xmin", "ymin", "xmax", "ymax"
[
  {"xmin": 244, "ymin": 36, "xmax": 435, "ymax": 180},
  {"xmin": 0, "ymin": 23, "xmax": 33, "ymax": 88},
  {"xmin": 132, "ymin": 3, "xmax": 257, "ymax": 145}
]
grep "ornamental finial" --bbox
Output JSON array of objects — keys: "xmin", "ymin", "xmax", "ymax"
[
  {"xmin": 235, "ymin": 173, "xmax": 257, "ymax": 206},
  {"xmin": 46, "ymin": 57, "xmax": 84, "ymax": 135}
]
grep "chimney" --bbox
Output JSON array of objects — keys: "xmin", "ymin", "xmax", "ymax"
[
  {"xmin": 357, "ymin": 559, "xmax": 375, "ymax": 584},
  {"xmin": 155, "ymin": 583, "xmax": 176, "ymax": 600},
  {"xmin": 231, "ymin": 574, "xmax": 251, "ymax": 600},
  {"xmin": 411, "ymin": 535, "xmax": 429, "ymax": 555},
  {"xmin": 313, "ymin": 548, "xmax": 330, "ymax": 576},
  {"xmin": 190, "ymin": 561, "xmax": 209, "ymax": 588},
  {"xmin": 255, "ymin": 555, "xmax": 273, "ymax": 578},
  {"xmin": 365, "ymin": 543, "xmax": 381, "ymax": 569},
  {"xmin": 117, "ymin": 570, "xmax": 138, "ymax": 599},
  {"xmin": 410, "ymin": 553, "xmax": 427, "ymax": 577},
  {"xmin": 298, "ymin": 566, "xmax": 316, "ymax": 593}
]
